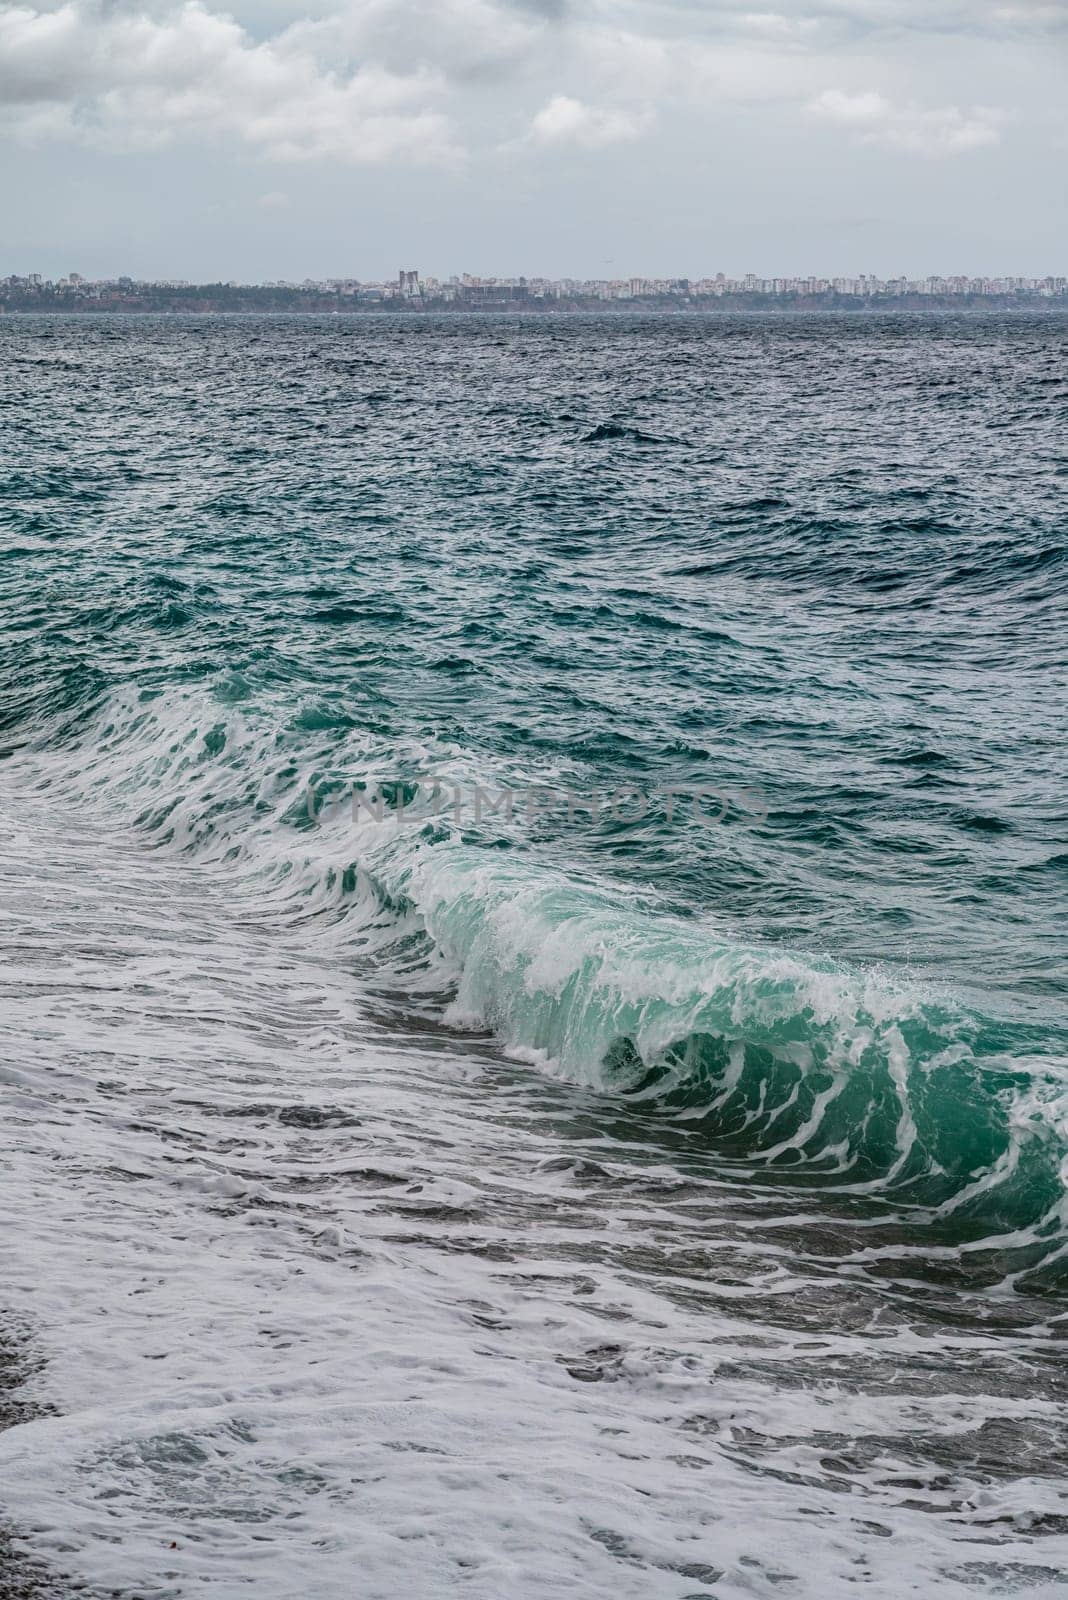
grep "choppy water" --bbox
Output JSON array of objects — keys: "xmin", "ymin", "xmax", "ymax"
[{"xmin": 1, "ymin": 312, "xmax": 1066, "ymax": 1598}]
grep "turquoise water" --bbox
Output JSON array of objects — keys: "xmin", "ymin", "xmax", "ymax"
[{"xmin": 1, "ymin": 314, "xmax": 1066, "ymax": 1596}]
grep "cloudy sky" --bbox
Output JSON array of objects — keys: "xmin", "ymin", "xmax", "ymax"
[{"xmin": 2, "ymin": 0, "xmax": 1065, "ymax": 280}]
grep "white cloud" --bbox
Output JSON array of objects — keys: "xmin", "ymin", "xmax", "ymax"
[
  {"xmin": 528, "ymin": 93, "xmax": 651, "ymax": 148},
  {"xmin": 737, "ymin": 11, "xmax": 822, "ymax": 35},
  {"xmin": 285, "ymin": 0, "xmax": 550, "ymax": 86},
  {"xmin": 797, "ymin": 0, "xmax": 1067, "ymax": 33},
  {"xmin": 572, "ymin": 0, "xmax": 1067, "ymax": 41},
  {"xmin": 807, "ymin": 88, "xmax": 894, "ymax": 123},
  {"xmin": 990, "ymin": 2, "xmax": 1068, "ymax": 27},
  {"xmin": 0, "ymin": 0, "xmax": 1046, "ymax": 170},
  {"xmin": 807, "ymin": 86, "xmax": 1005, "ymax": 153},
  {"xmin": 0, "ymin": 1, "xmax": 459, "ymax": 163}
]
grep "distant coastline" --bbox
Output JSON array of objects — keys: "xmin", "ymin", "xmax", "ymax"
[
  {"xmin": 3, "ymin": 290, "xmax": 1067, "ymax": 315},
  {"xmin": 3, "ymin": 270, "xmax": 1066, "ymax": 317}
]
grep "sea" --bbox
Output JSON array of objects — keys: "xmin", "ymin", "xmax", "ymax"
[{"xmin": 0, "ymin": 312, "xmax": 1066, "ymax": 1599}]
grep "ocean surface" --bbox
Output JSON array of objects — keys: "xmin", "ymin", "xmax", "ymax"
[{"xmin": 0, "ymin": 312, "xmax": 1066, "ymax": 1599}]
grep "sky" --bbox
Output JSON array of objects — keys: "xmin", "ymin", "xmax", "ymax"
[{"xmin": 1, "ymin": 0, "xmax": 1065, "ymax": 281}]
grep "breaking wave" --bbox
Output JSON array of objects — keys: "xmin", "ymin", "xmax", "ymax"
[{"xmin": 7, "ymin": 681, "xmax": 1067, "ymax": 1249}]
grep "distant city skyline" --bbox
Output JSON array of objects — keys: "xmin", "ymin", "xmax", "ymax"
[
  {"xmin": 1, "ymin": 2, "xmax": 1064, "ymax": 281},
  {"xmin": 4, "ymin": 266, "xmax": 1065, "ymax": 314},
  {"xmin": 5, "ymin": 269, "xmax": 1065, "ymax": 293}
]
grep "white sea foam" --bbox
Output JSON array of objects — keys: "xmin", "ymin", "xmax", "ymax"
[{"xmin": 2, "ymin": 729, "xmax": 1067, "ymax": 1597}]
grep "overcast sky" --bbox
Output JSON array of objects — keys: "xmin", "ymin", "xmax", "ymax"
[{"xmin": 2, "ymin": 0, "xmax": 1065, "ymax": 280}]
